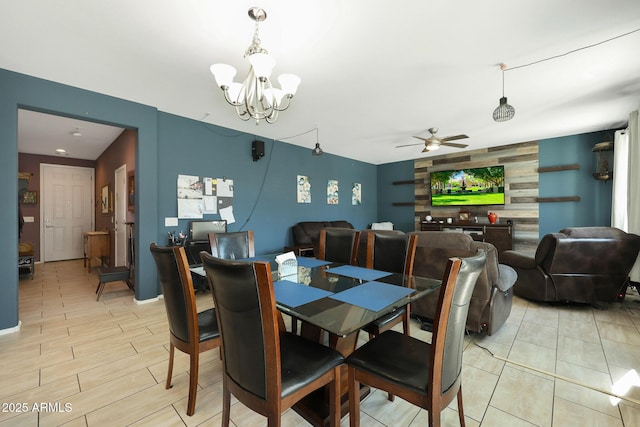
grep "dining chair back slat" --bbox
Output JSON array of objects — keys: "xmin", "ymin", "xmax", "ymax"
[
  {"xmin": 318, "ymin": 228, "xmax": 360, "ymax": 265},
  {"xmin": 208, "ymin": 230, "xmax": 255, "ymax": 260}
]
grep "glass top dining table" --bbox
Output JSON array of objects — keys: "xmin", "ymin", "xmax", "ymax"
[{"xmin": 191, "ymin": 255, "xmax": 441, "ymax": 338}]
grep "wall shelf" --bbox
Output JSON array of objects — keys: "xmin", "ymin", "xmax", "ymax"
[
  {"xmin": 537, "ymin": 164, "xmax": 580, "ymax": 173},
  {"xmin": 392, "ymin": 179, "xmax": 423, "ymax": 185},
  {"xmin": 537, "ymin": 196, "xmax": 580, "ymax": 203}
]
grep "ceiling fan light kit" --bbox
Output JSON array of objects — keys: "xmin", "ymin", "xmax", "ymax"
[
  {"xmin": 397, "ymin": 127, "xmax": 469, "ymax": 153},
  {"xmin": 210, "ymin": 7, "xmax": 301, "ymax": 124}
]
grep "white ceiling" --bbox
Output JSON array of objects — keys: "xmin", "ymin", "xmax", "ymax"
[
  {"xmin": 4, "ymin": 1, "xmax": 640, "ymax": 164},
  {"xmin": 18, "ymin": 110, "xmax": 124, "ymax": 160}
]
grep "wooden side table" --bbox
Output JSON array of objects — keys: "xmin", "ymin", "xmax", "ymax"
[{"xmin": 83, "ymin": 231, "xmax": 109, "ymax": 272}]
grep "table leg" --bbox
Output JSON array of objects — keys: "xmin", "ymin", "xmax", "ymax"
[{"xmin": 294, "ymin": 322, "xmax": 367, "ymax": 426}]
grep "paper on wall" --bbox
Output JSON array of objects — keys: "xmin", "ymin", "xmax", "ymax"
[{"xmin": 219, "ymin": 205, "xmax": 235, "ymax": 224}]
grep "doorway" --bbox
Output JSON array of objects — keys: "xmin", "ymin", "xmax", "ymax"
[{"xmin": 41, "ymin": 164, "xmax": 94, "ymax": 261}]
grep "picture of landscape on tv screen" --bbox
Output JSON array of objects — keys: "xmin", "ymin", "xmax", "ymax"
[{"xmin": 430, "ymin": 166, "xmax": 505, "ymax": 207}]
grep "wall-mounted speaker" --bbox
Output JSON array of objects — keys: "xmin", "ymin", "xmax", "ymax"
[{"xmin": 252, "ymin": 140, "xmax": 265, "ymax": 161}]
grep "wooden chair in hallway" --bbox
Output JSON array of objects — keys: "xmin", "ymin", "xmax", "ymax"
[{"xmin": 95, "ymin": 265, "xmax": 132, "ymax": 301}]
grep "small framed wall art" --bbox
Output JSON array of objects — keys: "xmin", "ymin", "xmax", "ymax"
[
  {"xmin": 101, "ymin": 185, "xmax": 109, "ymax": 214},
  {"xmin": 22, "ymin": 191, "xmax": 37, "ymax": 204}
]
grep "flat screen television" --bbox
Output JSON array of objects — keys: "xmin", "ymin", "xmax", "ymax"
[
  {"xmin": 430, "ymin": 165, "xmax": 505, "ymax": 207},
  {"xmin": 189, "ymin": 220, "xmax": 227, "ymax": 242}
]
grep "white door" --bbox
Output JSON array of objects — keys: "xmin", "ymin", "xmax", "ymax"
[
  {"xmin": 42, "ymin": 164, "xmax": 94, "ymax": 261},
  {"xmin": 114, "ymin": 164, "xmax": 127, "ymax": 266}
]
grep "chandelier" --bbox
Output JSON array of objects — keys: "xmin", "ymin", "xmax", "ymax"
[{"xmin": 210, "ymin": 7, "xmax": 301, "ymax": 124}]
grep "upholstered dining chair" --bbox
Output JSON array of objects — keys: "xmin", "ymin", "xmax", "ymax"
[
  {"xmin": 317, "ymin": 227, "xmax": 360, "ymax": 265},
  {"xmin": 347, "ymin": 250, "xmax": 486, "ymax": 427},
  {"xmin": 208, "ymin": 230, "xmax": 255, "ymax": 260},
  {"xmin": 149, "ymin": 243, "xmax": 220, "ymax": 416},
  {"xmin": 360, "ymin": 231, "xmax": 418, "ymax": 338},
  {"xmin": 200, "ymin": 252, "xmax": 344, "ymax": 427}
]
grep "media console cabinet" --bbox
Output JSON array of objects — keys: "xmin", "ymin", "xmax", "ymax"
[{"xmin": 420, "ymin": 222, "xmax": 513, "ymax": 253}]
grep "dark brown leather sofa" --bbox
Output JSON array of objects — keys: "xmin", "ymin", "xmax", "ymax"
[
  {"xmin": 408, "ymin": 231, "xmax": 517, "ymax": 335},
  {"xmin": 291, "ymin": 220, "xmax": 354, "ymax": 255},
  {"xmin": 500, "ymin": 227, "xmax": 640, "ymax": 304}
]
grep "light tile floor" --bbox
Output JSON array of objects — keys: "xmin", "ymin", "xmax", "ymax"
[{"xmin": 1, "ymin": 259, "xmax": 640, "ymax": 426}]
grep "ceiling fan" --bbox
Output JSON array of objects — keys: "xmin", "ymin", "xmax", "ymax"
[{"xmin": 396, "ymin": 127, "xmax": 469, "ymax": 152}]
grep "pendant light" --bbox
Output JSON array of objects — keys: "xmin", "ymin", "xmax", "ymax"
[{"xmin": 492, "ymin": 63, "xmax": 515, "ymax": 122}]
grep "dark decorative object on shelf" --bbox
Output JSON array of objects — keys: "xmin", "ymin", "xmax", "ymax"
[{"xmin": 592, "ymin": 141, "xmax": 613, "ymax": 181}]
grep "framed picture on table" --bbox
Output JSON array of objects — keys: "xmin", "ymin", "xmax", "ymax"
[{"xmin": 458, "ymin": 210, "xmax": 471, "ymax": 223}]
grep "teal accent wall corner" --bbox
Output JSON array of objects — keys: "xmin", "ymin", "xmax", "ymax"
[{"xmin": 538, "ymin": 130, "xmax": 613, "ymax": 237}]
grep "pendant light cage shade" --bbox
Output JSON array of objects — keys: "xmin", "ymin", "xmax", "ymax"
[
  {"xmin": 312, "ymin": 142, "xmax": 323, "ymax": 156},
  {"xmin": 493, "ymin": 97, "xmax": 515, "ymax": 122},
  {"xmin": 493, "ymin": 66, "xmax": 515, "ymax": 122}
]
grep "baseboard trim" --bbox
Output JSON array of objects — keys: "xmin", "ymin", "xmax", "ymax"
[
  {"xmin": 0, "ymin": 320, "xmax": 21, "ymax": 336},
  {"xmin": 134, "ymin": 296, "xmax": 160, "ymax": 305}
]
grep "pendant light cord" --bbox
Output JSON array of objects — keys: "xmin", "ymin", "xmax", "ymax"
[{"xmin": 505, "ymin": 27, "xmax": 640, "ymax": 72}]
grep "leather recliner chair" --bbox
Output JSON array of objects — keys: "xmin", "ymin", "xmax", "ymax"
[
  {"xmin": 408, "ymin": 231, "xmax": 517, "ymax": 335},
  {"xmin": 500, "ymin": 227, "xmax": 640, "ymax": 304}
]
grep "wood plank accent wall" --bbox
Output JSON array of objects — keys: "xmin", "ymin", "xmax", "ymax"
[{"xmin": 414, "ymin": 141, "xmax": 539, "ymax": 255}]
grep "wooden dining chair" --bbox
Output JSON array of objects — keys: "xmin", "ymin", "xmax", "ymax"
[
  {"xmin": 208, "ymin": 230, "xmax": 255, "ymax": 260},
  {"xmin": 347, "ymin": 250, "xmax": 486, "ymax": 427},
  {"xmin": 149, "ymin": 243, "xmax": 221, "ymax": 416},
  {"xmin": 361, "ymin": 232, "xmax": 418, "ymax": 338},
  {"xmin": 200, "ymin": 252, "xmax": 344, "ymax": 427},
  {"xmin": 317, "ymin": 228, "xmax": 360, "ymax": 265}
]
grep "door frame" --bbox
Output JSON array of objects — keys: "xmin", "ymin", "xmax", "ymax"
[{"xmin": 114, "ymin": 164, "xmax": 127, "ymax": 266}]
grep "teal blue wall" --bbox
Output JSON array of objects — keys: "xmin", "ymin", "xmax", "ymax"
[
  {"xmin": 0, "ymin": 68, "xmax": 377, "ymax": 331},
  {"xmin": 538, "ymin": 130, "xmax": 613, "ymax": 237},
  {"xmin": 157, "ymin": 112, "xmax": 378, "ymax": 254},
  {"xmin": 377, "ymin": 160, "xmax": 416, "ymax": 232}
]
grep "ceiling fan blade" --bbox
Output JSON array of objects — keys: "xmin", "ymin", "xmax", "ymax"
[
  {"xmin": 396, "ymin": 141, "xmax": 426, "ymax": 148},
  {"xmin": 441, "ymin": 134, "xmax": 469, "ymax": 142},
  {"xmin": 441, "ymin": 142, "xmax": 469, "ymax": 148},
  {"xmin": 422, "ymin": 146, "xmax": 429, "ymax": 153},
  {"xmin": 412, "ymin": 136, "xmax": 429, "ymax": 142}
]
